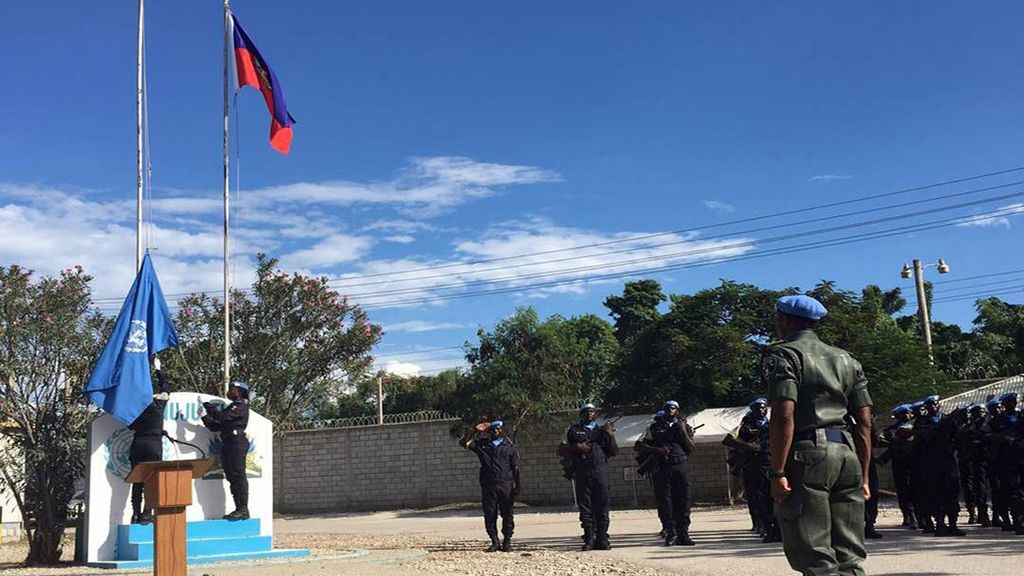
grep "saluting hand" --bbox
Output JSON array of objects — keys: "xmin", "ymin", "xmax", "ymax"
[{"xmin": 771, "ymin": 477, "xmax": 792, "ymax": 503}]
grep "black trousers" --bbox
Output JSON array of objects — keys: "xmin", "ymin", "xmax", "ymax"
[
  {"xmin": 574, "ymin": 466, "xmax": 610, "ymax": 540},
  {"xmin": 222, "ymin": 434, "xmax": 249, "ymax": 509},
  {"xmin": 653, "ymin": 460, "xmax": 692, "ymax": 536},
  {"xmin": 994, "ymin": 460, "xmax": 1021, "ymax": 526},
  {"xmin": 891, "ymin": 458, "xmax": 915, "ymax": 521},
  {"xmin": 989, "ymin": 459, "xmax": 1006, "ymax": 523},
  {"xmin": 129, "ymin": 437, "xmax": 162, "ymax": 515},
  {"xmin": 924, "ymin": 459, "xmax": 961, "ymax": 523},
  {"xmin": 865, "ymin": 459, "xmax": 879, "ymax": 526},
  {"xmin": 962, "ymin": 457, "xmax": 989, "ymax": 513},
  {"xmin": 481, "ymin": 482, "xmax": 514, "ymax": 538},
  {"xmin": 741, "ymin": 465, "xmax": 761, "ymax": 527}
]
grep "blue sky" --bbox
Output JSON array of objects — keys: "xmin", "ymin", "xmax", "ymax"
[{"xmin": 2, "ymin": 1, "xmax": 1022, "ymax": 376}]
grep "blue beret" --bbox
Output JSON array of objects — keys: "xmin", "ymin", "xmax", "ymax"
[
  {"xmin": 776, "ymin": 295, "xmax": 828, "ymax": 321},
  {"xmin": 490, "ymin": 419, "xmax": 503, "ymax": 428},
  {"xmin": 969, "ymin": 404, "xmax": 986, "ymax": 412},
  {"xmin": 891, "ymin": 404, "xmax": 912, "ymax": 416},
  {"xmin": 654, "ymin": 410, "xmax": 665, "ymax": 418},
  {"xmin": 230, "ymin": 381, "xmax": 250, "ymax": 392},
  {"xmin": 664, "ymin": 400, "xmax": 679, "ymax": 409},
  {"xmin": 911, "ymin": 400, "xmax": 925, "ymax": 409},
  {"xmin": 987, "ymin": 398, "xmax": 1002, "ymax": 408},
  {"xmin": 998, "ymin": 392, "xmax": 1018, "ymax": 402},
  {"xmin": 749, "ymin": 397, "xmax": 768, "ymax": 408},
  {"xmin": 924, "ymin": 395, "xmax": 940, "ymax": 404}
]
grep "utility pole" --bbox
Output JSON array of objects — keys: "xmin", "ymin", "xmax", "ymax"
[
  {"xmin": 911, "ymin": 259, "xmax": 933, "ymax": 360},
  {"xmin": 901, "ymin": 258, "xmax": 949, "ymax": 362},
  {"xmin": 377, "ymin": 376, "xmax": 384, "ymax": 425}
]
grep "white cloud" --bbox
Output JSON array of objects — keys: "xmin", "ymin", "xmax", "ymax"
[
  {"xmin": 382, "ymin": 361, "xmax": 422, "ymax": 377},
  {"xmin": 955, "ymin": 203, "xmax": 1024, "ymax": 228},
  {"xmin": 808, "ymin": 174, "xmax": 852, "ymax": 182},
  {"xmin": 333, "ymin": 218, "xmax": 757, "ymax": 307},
  {"xmin": 248, "ymin": 156, "xmax": 560, "ymax": 217},
  {"xmin": 703, "ymin": 200, "xmax": 735, "ymax": 212},
  {"xmin": 386, "ymin": 320, "xmax": 471, "ymax": 333},
  {"xmin": 383, "ymin": 235, "xmax": 416, "ymax": 244},
  {"xmin": 362, "ymin": 220, "xmax": 439, "ymax": 234},
  {"xmin": 282, "ymin": 234, "xmax": 375, "ymax": 270}
]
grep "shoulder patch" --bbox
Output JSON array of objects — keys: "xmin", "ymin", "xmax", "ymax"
[{"xmin": 762, "ymin": 353, "xmax": 779, "ymax": 383}]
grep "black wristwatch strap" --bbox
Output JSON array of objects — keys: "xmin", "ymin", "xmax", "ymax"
[{"xmin": 768, "ymin": 470, "xmax": 786, "ymax": 480}]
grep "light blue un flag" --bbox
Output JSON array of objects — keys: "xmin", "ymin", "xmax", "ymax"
[{"xmin": 83, "ymin": 253, "xmax": 179, "ymax": 425}]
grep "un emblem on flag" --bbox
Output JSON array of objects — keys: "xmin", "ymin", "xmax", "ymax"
[{"xmin": 125, "ymin": 320, "xmax": 148, "ymax": 354}]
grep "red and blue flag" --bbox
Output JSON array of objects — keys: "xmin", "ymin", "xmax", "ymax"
[{"xmin": 231, "ymin": 13, "xmax": 296, "ymax": 154}]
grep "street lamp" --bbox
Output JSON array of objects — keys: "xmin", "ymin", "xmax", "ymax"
[{"xmin": 900, "ymin": 258, "xmax": 950, "ymax": 360}]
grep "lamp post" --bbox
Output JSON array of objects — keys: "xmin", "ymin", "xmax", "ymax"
[{"xmin": 901, "ymin": 258, "xmax": 950, "ymax": 360}]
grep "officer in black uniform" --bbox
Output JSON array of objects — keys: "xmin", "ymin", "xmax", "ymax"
[
  {"xmin": 201, "ymin": 381, "xmax": 251, "ymax": 520},
  {"xmin": 558, "ymin": 403, "xmax": 618, "ymax": 551},
  {"xmin": 637, "ymin": 410, "xmax": 668, "ymax": 538},
  {"xmin": 960, "ymin": 403, "xmax": 991, "ymax": 526},
  {"xmin": 984, "ymin": 398, "xmax": 1007, "ymax": 529},
  {"xmin": 878, "ymin": 404, "xmax": 916, "ymax": 529},
  {"xmin": 990, "ymin": 391, "xmax": 1022, "ymax": 533},
  {"xmin": 127, "ymin": 357, "xmax": 172, "ymax": 524},
  {"xmin": 913, "ymin": 395, "xmax": 965, "ymax": 536},
  {"xmin": 460, "ymin": 419, "xmax": 521, "ymax": 552},
  {"xmin": 907, "ymin": 400, "xmax": 934, "ymax": 533},
  {"xmin": 723, "ymin": 398, "xmax": 774, "ymax": 541},
  {"xmin": 863, "ymin": 414, "xmax": 882, "ymax": 539},
  {"xmin": 637, "ymin": 400, "xmax": 696, "ymax": 546}
]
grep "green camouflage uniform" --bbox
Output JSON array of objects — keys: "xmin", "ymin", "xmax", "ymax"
[{"xmin": 765, "ymin": 329, "xmax": 873, "ymax": 576}]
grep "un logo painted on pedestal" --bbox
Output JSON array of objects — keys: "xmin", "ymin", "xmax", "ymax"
[{"xmin": 125, "ymin": 320, "xmax": 147, "ymax": 354}]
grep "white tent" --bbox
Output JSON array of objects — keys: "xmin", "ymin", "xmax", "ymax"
[{"xmin": 601, "ymin": 406, "xmax": 749, "ymax": 445}]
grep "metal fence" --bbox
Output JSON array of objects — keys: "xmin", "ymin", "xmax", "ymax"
[
  {"xmin": 282, "ymin": 410, "xmax": 456, "ymax": 431},
  {"xmin": 939, "ymin": 374, "xmax": 1024, "ymax": 410}
]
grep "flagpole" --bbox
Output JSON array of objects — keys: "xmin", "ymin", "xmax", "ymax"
[
  {"xmin": 136, "ymin": 0, "xmax": 145, "ymax": 271},
  {"xmin": 222, "ymin": 0, "xmax": 231, "ymax": 395}
]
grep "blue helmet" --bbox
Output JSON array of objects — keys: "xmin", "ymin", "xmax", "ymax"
[
  {"xmin": 969, "ymin": 404, "xmax": 986, "ymax": 413},
  {"xmin": 998, "ymin": 391, "xmax": 1018, "ymax": 403},
  {"xmin": 911, "ymin": 400, "xmax": 925, "ymax": 410},
  {"xmin": 663, "ymin": 400, "xmax": 680, "ymax": 410},
  {"xmin": 749, "ymin": 397, "xmax": 768, "ymax": 409},
  {"xmin": 490, "ymin": 419, "xmax": 504, "ymax": 429},
  {"xmin": 923, "ymin": 395, "xmax": 940, "ymax": 405},
  {"xmin": 891, "ymin": 404, "xmax": 912, "ymax": 416},
  {"xmin": 654, "ymin": 410, "xmax": 665, "ymax": 419},
  {"xmin": 987, "ymin": 398, "xmax": 1002, "ymax": 409},
  {"xmin": 230, "ymin": 381, "xmax": 250, "ymax": 393}
]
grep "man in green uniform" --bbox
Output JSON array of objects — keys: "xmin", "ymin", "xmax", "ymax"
[{"xmin": 765, "ymin": 295, "xmax": 873, "ymax": 576}]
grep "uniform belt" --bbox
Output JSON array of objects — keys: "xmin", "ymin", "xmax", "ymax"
[{"xmin": 794, "ymin": 427, "xmax": 845, "ymax": 444}]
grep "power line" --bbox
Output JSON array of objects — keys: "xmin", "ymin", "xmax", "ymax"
[
  {"xmin": 344, "ymin": 191, "xmax": 1024, "ymax": 302},
  {"xmin": 933, "ymin": 287, "xmax": 1024, "ymax": 304},
  {"xmin": 326, "ymin": 180, "xmax": 1024, "ymax": 293},
  {"xmin": 318, "ymin": 166, "xmax": 1024, "ymax": 286},
  {"xmin": 374, "ymin": 345, "xmax": 465, "ymax": 358},
  {"xmin": 933, "ymin": 269, "xmax": 1024, "ymax": 285},
  {"xmin": 356, "ymin": 204, "xmax": 1024, "ymax": 309},
  {"xmin": 90, "ymin": 167, "xmax": 1024, "ymax": 303},
  {"xmin": 930, "ymin": 277, "xmax": 1024, "ymax": 296}
]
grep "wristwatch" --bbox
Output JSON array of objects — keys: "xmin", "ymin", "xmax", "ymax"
[{"xmin": 768, "ymin": 470, "xmax": 786, "ymax": 480}]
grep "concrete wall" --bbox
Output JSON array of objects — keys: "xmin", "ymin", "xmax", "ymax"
[{"xmin": 274, "ymin": 417, "xmax": 739, "ymax": 513}]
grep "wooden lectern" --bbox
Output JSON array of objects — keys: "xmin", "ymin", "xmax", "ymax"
[{"xmin": 126, "ymin": 459, "xmax": 213, "ymax": 576}]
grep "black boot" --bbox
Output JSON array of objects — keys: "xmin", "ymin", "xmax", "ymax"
[
  {"xmin": 979, "ymin": 508, "xmax": 991, "ymax": 528},
  {"xmin": 486, "ymin": 536, "xmax": 500, "ymax": 552},
  {"xmin": 864, "ymin": 524, "xmax": 883, "ymax": 539},
  {"xmin": 967, "ymin": 507, "xmax": 977, "ymax": 525},
  {"xmin": 501, "ymin": 536, "xmax": 512, "ymax": 552},
  {"xmin": 581, "ymin": 529, "xmax": 594, "ymax": 551},
  {"xmin": 137, "ymin": 512, "xmax": 153, "ymax": 525},
  {"xmin": 594, "ymin": 537, "xmax": 611, "ymax": 550},
  {"xmin": 663, "ymin": 531, "xmax": 676, "ymax": 546},
  {"xmin": 675, "ymin": 532, "xmax": 695, "ymax": 546},
  {"xmin": 224, "ymin": 507, "xmax": 250, "ymax": 521}
]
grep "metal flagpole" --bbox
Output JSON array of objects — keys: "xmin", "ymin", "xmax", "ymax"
[
  {"xmin": 136, "ymin": 0, "xmax": 144, "ymax": 271},
  {"xmin": 222, "ymin": 0, "xmax": 231, "ymax": 394}
]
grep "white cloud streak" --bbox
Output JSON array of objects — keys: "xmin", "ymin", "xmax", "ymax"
[
  {"xmin": 703, "ymin": 200, "xmax": 735, "ymax": 212},
  {"xmin": 808, "ymin": 174, "xmax": 852, "ymax": 182},
  {"xmin": 385, "ymin": 321, "xmax": 472, "ymax": 333},
  {"xmin": 955, "ymin": 203, "xmax": 1024, "ymax": 228}
]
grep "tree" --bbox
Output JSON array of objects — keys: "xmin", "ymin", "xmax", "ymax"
[
  {"xmin": 166, "ymin": 254, "xmax": 381, "ymax": 429},
  {"xmin": 0, "ymin": 265, "xmax": 109, "ymax": 564},
  {"xmin": 603, "ymin": 280, "xmax": 665, "ymax": 346},
  {"xmin": 449, "ymin": 308, "xmax": 615, "ymax": 436}
]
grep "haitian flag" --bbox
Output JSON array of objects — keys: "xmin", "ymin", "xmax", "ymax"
[
  {"xmin": 231, "ymin": 13, "xmax": 296, "ymax": 154},
  {"xmin": 83, "ymin": 254, "xmax": 178, "ymax": 425}
]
